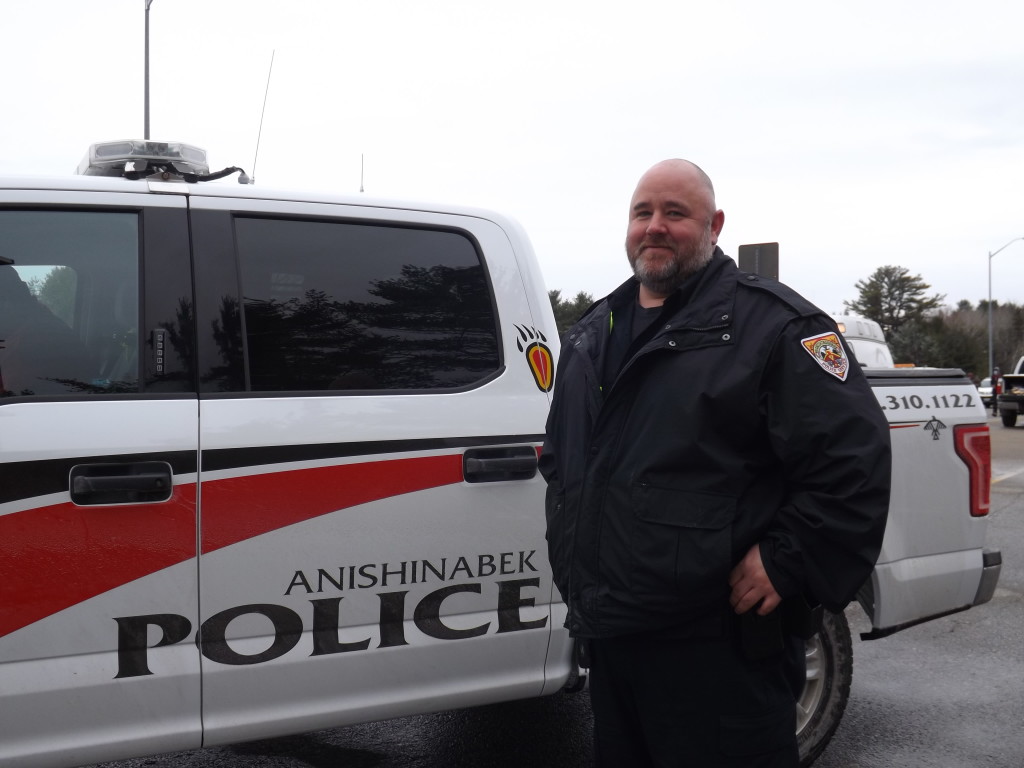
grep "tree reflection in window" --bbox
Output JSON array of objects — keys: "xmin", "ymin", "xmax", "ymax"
[{"xmin": 239, "ymin": 221, "xmax": 499, "ymax": 392}]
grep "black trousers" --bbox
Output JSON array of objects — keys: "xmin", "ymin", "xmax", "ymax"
[{"xmin": 586, "ymin": 627, "xmax": 804, "ymax": 768}]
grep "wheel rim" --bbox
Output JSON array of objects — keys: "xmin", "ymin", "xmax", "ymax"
[{"xmin": 796, "ymin": 632, "xmax": 825, "ymax": 734}]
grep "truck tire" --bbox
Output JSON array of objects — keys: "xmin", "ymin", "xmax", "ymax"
[
  {"xmin": 796, "ymin": 609, "xmax": 852, "ymax": 767},
  {"xmin": 1001, "ymin": 411, "xmax": 1017, "ymax": 428}
]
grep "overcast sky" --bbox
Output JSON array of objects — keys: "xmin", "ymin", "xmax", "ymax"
[{"xmin": 3, "ymin": 0, "xmax": 1024, "ymax": 314}]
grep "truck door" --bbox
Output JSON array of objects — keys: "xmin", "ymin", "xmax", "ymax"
[
  {"xmin": 189, "ymin": 198, "xmax": 556, "ymax": 746},
  {"xmin": 0, "ymin": 194, "xmax": 201, "ymax": 765}
]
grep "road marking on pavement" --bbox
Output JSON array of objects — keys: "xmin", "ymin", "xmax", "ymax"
[{"xmin": 993, "ymin": 466, "xmax": 1024, "ymax": 484}]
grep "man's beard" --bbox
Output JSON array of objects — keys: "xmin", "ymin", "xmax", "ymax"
[{"xmin": 628, "ymin": 224, "xmax": 714, "ymax": 296}]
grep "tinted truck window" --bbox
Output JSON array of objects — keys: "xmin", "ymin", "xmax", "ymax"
[
  {"xmin": 0, "ymin": 211, "xmax": 139, "ymax": 397},
  {"xmin": 235, "ymin": 217, "xmax": 499, "ymax": 392}
]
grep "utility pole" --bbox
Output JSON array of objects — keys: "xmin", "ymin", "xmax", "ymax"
[
  {"xmin": 987, "ymin": 237, "xmax": 1024, "ymax": 379},
  {"xmin": 144, "ymin": 0, "xmax": 154, "ymax": 139}
]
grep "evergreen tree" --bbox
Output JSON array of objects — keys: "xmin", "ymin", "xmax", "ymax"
[
  {"xmin": 844, "ymin": 266, "xmax": 944, "ymax": 337},
  {"xmin": 888, "ymin": 320, "xmax": 939, "ymax": 367},
  {"xmin": 549, "ymin": 289, "xmax": 594, "ymax": 336}
]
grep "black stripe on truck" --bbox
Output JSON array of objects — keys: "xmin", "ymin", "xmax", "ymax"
[
  {"xmin": 200, "ymin": 434, "xmax": 545, "ymax": 473},
  {"xmin": 0, "ymin": 435, "xmax": 545, "ymax": 505},
  {"xmin": 0, "ymin": 451, "xmax": 197, "ymax": 506}
]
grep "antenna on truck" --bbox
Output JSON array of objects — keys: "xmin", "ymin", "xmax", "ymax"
[{"xmin": 251, "ymin": 50, "xmax": 276, "ymax": 185}]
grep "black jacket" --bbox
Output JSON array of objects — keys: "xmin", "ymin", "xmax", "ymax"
[{"xmin": 540, "ymin": 250, "xmax": 891, "ymax": 638}]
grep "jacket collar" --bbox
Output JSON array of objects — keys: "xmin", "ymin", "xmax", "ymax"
[{"xmin": 597, "ymin": 247, "xmax": 737, "ymax": 332}]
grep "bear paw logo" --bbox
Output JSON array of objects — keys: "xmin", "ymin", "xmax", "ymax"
[{"xmin": 516, "ymin": 325, "xmax": 554, "ymax": 392}]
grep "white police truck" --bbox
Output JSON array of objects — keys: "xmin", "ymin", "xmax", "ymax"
[{"xmin": 0, "ymin": 141, "xmax": 1000, "ymax": 767}]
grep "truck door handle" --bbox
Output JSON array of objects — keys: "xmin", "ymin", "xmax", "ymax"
[
  {"xmin": 70, "ymin": 461, "xmax": 174, "ymax": 505},
  {"xmin": 463, "ymin": 446, "xmax": 538, "ymax": 483}
]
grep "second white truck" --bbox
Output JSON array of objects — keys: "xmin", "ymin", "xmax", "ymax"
[{"xmin": 996, "ymin": 355, "xmax": 1024, "ymax": 427}]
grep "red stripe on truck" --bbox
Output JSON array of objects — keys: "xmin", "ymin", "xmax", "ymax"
[
  {"xmin": 0, "ymin": 454, "xmax": 464, "ymax": 638},
  {"xmin": 0, "ymin": 486, "xmax": 198, "ymax": 638},
  {"xmin": 200, "ymin": 454, "xmax": 464, "ymax": 553}
]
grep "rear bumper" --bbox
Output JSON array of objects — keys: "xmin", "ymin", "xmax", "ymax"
[
  {"xmin": 973, "ymin": 549, "xmax": 1002, "ymax": 606},
  {"xmin": 859, "ymin": 548, "xmax": 1001, "ymax": 640}
]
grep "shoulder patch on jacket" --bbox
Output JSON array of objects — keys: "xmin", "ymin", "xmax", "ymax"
[
  {"xmin": 801, "ymin": 331, "xmax": 850, "ymax": 381},
  {"xmin": 737, "ymin": 273, "xmax": 822, "ymax": 317}
]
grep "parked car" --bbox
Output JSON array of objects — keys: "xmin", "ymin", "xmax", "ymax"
[{"xmin": 978, "ymin": 377, "xmax": 994, "ymax": 407}]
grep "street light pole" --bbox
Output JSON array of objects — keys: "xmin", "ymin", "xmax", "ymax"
[
  {"xmin": 987, "ymin": 236, "xmax": 1024, "ymax": 381},
  {"xmin": 144, "ymin": 0, "xmax": 154, "ymax": 139}
]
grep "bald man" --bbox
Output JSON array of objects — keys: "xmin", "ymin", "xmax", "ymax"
[{"xmin": 540, "ymin": 159, "xmax": 891, "ymax": 767}]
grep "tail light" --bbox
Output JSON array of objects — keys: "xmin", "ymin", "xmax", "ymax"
[{"xmin": 954, "ymin": 424, "xmax": 991, "ymax": 517}]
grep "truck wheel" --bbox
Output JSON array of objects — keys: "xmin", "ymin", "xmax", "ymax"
[
  {"xmin": 1001, "ymin": 411, "xmax": 1018, "ymax": 428},
  {"xmin": 796, "ymin": 609, "xmax": 852, "ymax": 767}
]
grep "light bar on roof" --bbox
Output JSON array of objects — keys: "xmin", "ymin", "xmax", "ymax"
[{"xmin": 77, "ymin": 140, "xmax": 210, "ymax": 178}]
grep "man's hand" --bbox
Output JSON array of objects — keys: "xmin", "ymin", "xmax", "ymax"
[{"xmin": 728, "ymin": 543, "xmax": 781, "ymax": 615}]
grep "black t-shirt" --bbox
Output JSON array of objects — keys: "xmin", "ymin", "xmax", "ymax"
[{"xmin": 601, "ymin": 271, "xmax": 704, "ymax": 391}]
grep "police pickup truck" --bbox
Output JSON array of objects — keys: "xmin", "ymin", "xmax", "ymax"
[{"xmin": 0, "ymin": 142, "xmax": 1000, "ymax": 767}]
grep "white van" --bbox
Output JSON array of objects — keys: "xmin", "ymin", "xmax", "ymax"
[{"xmin": 831, "ymin": 314, "xmax": 894, "ymax": 368}]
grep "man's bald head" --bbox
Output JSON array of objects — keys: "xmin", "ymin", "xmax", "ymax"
[
  {"xmin": 625, "ymin": 159, "xmax": 725, "ymax": 305},
  {"xmin": 633, "ymin": 159, "xmax": 717, "ymax": 210}
]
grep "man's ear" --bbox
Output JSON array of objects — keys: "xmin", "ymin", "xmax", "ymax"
[{"xmin": 710, "ymin": 209, "xmax": 725, "ymax": 244}]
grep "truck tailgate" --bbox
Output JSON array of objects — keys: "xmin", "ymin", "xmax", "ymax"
[{"xmin": 860, "ymin": 368, "xmax": 1000, "ymax": 636}]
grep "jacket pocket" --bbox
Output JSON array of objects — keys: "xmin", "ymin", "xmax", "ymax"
[{"xmin": 629, "ymin": 483, "xmax": 736, "ymax": 603}]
